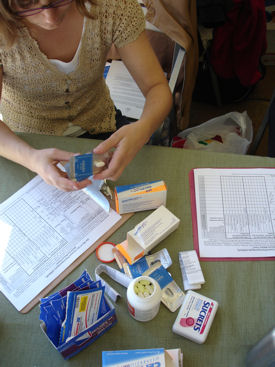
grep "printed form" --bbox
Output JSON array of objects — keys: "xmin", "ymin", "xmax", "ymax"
[
  {"xmin": 105, "ymin": 60, "xmax": 145, "ymax": 119},
  {"xmin": 193, "ymin": 168, "xmax": 275, "ymax": 258},
  {"xmin": 0, "ymin": 175, "xmax": 121, "ymax": 311}
]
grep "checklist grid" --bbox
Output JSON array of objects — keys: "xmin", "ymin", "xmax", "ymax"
[{"xmin": 221, "ymin": 175, "xmax": 274, "ymax": 236}]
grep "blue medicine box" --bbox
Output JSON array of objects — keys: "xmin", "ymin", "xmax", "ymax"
[{"xmin": 40, "ymin": 296, "xmax": 117, "ymax": 359}]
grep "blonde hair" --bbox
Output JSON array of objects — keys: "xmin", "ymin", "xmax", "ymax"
[{"xmin": 0, "ymin": 0, "xmax": 98, "ymax": 47}]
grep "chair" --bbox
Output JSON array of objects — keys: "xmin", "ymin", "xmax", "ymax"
[
  {"xmin": 143, "ymin": 0, "xmax": 199, "ymax": 145},
  {"xmin": 107, "ymin": 0, "xmax": 198, "ymax": 146},
  {"xmin": 248, "ymin": 88, "xmax": 275, "ymax": 155},
  {"xmin": 149, "ymin": 43, "xmax": 186, "ymax": 145}
]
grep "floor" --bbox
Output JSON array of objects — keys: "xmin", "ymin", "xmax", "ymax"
[{"xmin": 188, "ymin": 65, "xmax": 275, "ymax": 157}]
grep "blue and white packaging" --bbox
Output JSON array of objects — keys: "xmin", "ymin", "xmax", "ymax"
[
  {"xmin": 123, "ymin": 248, "xmax": 172, "ymax": 278},
  {"xmin": 102, "ymin": 348, "xmax": 166, "ymax": 367},
  {"xmin": 59, "ymin": 287, "xmax": 108, "ymax": 345},
  {"xmin": 143, "ymin": 262, "xmax": 185, "ymax": 312},
  {"xmin": 40, "ymin": 270, "xmax": 117, "ymax": 359},
  {"xmin": 65, "ymin": 152, "xmax": 111, "ymax": 181}
]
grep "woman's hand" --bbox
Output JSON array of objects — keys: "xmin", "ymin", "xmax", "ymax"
[
  {"xmin": 93, "ymin": 31, "xmax": 172, "ymax": 181},
  {"xmin": 30, "ymin": 148, "xmax": 92, "ymax": 191},
  {"xmin": 92, "ymin": 121, "xmax": 150, "ymax": 181}
]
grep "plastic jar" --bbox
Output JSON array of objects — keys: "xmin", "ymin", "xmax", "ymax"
[{"xmin": 126, "ymin": 275, "xmax": 162, "ymax": 322}]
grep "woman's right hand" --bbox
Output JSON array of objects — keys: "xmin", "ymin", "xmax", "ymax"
[
  {"xmin": 30, "ymin": 148, "xmax": 92, "ymax": 191},
  {"xmin": 0, "ymin": 122, "xmax": 91, "ymax": 192}
]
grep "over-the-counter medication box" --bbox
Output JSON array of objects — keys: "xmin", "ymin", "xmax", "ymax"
[
  {"xmin": 179, "ymin": 250, "xmax": 205, "ymax": 291},
  {"xmin": 40, "ymin": 271, "xmax": 117, "ymax": 359},
  {"xmin": 116, "ymin": 205, "xmax": 180, "ymax": 264},
  {"xmin": 102, "ymin": 348, "xmax": 166, "ymax": 367},
  {"xmin": 143, "ymin": 262, "xmax": 185, "ymax": 313},
  {"xmin": 65, "ymin": 152, "xmax": 110, "ymax": 181},
  {"xmin": 122, "ymin": 248, "xmax": 172, "ymax": 278},
  {"xmin": 57, "ymin": 298, "xmax": 116, "ymax": 359},
  {"xmin": 114, "ymin": 180, "xmax": 167, "ymax": 214},
  {"xmin": 172, "ymin": 290, "xmax": 218, "ymax": 344}
]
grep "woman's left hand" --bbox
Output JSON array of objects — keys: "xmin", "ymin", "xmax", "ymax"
[
  {"xmin": 92, "ymin": 31, "xmax": 172, "ymax": 181},
  {"xmin": 92, "ymin": 121, "xmax": 150, "ymax": 181}
]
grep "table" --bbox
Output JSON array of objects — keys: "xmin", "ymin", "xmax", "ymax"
[{"xmin": 0, "ymin": 133, "xmax": 274, "ymax": 367}]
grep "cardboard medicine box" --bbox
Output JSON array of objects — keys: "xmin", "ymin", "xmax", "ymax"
[
  {"xmin": 114, "ymin": 180, "xmax": 167, "ymax": 214},
  {"xmin": 40, "ymin": 296, "xmax": 117, "ymax": 359},
  {"xmin": 116, "ymin": 205, "xmax": 180, "ymax": 264}
]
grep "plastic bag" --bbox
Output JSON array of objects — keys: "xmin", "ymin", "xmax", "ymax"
[{"xmin": 172, "ymin": 111, "xmax": 253, "ymax": 154}]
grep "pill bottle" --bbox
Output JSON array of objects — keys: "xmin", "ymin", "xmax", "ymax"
[{"xmin": 127, "ymin": 276, "xmax": 162, "ymax": 322}]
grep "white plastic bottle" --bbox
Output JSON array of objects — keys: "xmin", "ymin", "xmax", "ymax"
[{"xmin": 127, "ymin": 276, "xmax": 162, "ymax": 322}]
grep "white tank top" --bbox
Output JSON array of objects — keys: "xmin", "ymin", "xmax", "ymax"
[{"xmin": 49, "ymin": 16, "xmax": 86, "ymax": 74}]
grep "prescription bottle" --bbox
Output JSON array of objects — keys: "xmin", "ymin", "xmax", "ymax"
[{"xmin": 127, "ymin": 276, "xmax": 161, "ymax": 322}]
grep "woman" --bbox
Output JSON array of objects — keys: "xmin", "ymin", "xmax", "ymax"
[{"xmin": 0, "ymin": 0, "xmax": 172, "ymax": 191}]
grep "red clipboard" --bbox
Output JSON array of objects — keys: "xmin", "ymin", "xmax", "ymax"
[{"xmin": 189, "ymin": 168, "xmax": 275, "ymax": 262}]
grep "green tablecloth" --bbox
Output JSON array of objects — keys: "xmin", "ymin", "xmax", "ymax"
[{"xmin": 0, "ymin": 134, "xmax": 274, "ymax": 367}]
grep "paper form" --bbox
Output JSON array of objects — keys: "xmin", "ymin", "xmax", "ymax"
[
  {"xmin": 105, "ymin": 60, "xmax": 145, "ymax": 119},
  {"xmin": 193, "ymin": 168, "xmax": 275, "ymax": 258},
  {"xmin": 0, "ymin": 175, "xmax": 121, "ymax": 311}
]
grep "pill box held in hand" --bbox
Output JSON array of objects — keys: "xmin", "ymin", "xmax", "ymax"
[
  {"xmin": 114, "ymin": 180, "xmax": 167, "ymax": 214},
  {"xmin": 65, "ymin": 152, "xmax": 110, "ymax": 181},
  {"xmin": 172, "ymin": 290, "xmax": 218, "ymax": 344}
]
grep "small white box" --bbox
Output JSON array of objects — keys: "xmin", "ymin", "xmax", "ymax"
[
  {"xmin": 114, "ymin": 180, "xmax": 167, "ymax": 214},
  {"xmin": 172, "ymin": 290, "xmax": 218, "ymax": 344},
  {"xmin": 116, "ymin": 206, "xmax": 180, "ymax": 264},
  {"xmin": 179, "ymin": 250, "xmax": 205, "ymax": 291}
]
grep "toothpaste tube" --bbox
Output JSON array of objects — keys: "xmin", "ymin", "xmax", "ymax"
[{"xmin": 114, "ymin": 180, "xmax": 167, "ymax": 214}]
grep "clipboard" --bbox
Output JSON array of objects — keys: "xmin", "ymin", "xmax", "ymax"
[
  {"xmin": 189, "ymin": 168, "xmax": 275, "ymax": 262},
  {"xmin": 19, "ymin": 196, "xmax": 133, "ymax": 314}
]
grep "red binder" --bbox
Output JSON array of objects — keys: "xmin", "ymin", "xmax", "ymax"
[{"xmin": 189, "ymin": 168, "xmax": 275, "ymax": 262}]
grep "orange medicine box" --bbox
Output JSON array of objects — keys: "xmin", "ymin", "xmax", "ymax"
[{"xmin": 114, "ymin": 180, "xmax": 167, "ymax": 214}]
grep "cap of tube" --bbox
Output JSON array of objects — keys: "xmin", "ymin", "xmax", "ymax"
[{"xmin": 96, "ymin": 242, "xmax": 116, "ymax": 263}]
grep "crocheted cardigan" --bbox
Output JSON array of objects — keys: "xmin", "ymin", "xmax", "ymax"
[{"xmin": 0, "ymin": 0, "xmax": 145, "ymax": 135}]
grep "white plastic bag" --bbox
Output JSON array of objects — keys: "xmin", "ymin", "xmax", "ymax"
[{"xmin": 175, "ymin": 111, "xmax": 253, "ymax": 154}]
